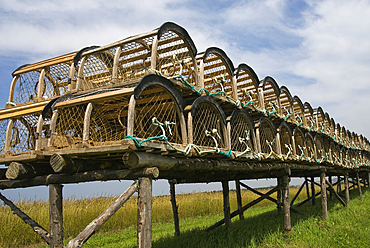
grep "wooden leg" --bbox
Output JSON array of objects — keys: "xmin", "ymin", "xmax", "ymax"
[
  {"xmin": 137, "ymin": 178, "xmax": 152, "ymax": 248},
  {"xmin": 235, "ymin": 180, "xmax": 244, "ymax": 220},
  {"xmin": 282, "ymin": 175, "xmax": 291, "ymax": 234},
  {"xmin": 320, "ymin": 171, "xmax": 328, "ymax": 220},
  {"xmin": 356, "ymin": 172, "xmax": 363, "ymax": 200},
  {"xmin": 337, "ymin": 176, "xmax": 341, "ymax": 193},
  {"xmin": 345, "ymin": 174, "xmax": 350, "ymax": 206},
  {"xmin": 222, "ymin": 181, "xmax": 231, "ymax": 230},
  {"xmin": 311, "ymin": 176, "xmax": 316, "ymax": 206},
  {"xmin": 169, "ymin": 181, "xmax": 180, "ymax": 236},
  {"xmin": 305, "ymin": 177, "xmax": 310, "ymax": 200},
  {"xmin": 328, "ymin": 176, "xmax": 333, "ymax": 200},
  {"xmin": 49, "ymin": 184, "xmax": 63, "ymax": 248},
  {"xmin": 276, "ymin": 178, "xmax": 282, "ymax": 215}
]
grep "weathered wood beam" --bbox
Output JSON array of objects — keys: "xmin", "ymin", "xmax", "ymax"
[
  {"xmin": 325, "ymin": 179, "xmax": 346, "ymax": 207},
  {"xmin": 137, "ymin": 177, "xmax": 152, "ymax": 248},
  {"xmin": 290, "ymin": 180, "xmax": 306, "ymax": 206},
  {"xmin": 222, "ymin": 181, "xmax": 231, "ymax": 230},
  {"xmin": 320, "ymin": 171, "xmax": 328, "ymax": 220},
  {"xmin": 169, "ymin": 181, "xmax": 180, "ymax": 236},
  {"xmin": 0, "ymin": 167, "xmax": 159, "ymax": 189},
  {"xmin": 356, "ymin": 172, "xmax": 363, "ymax": 200},
  {"xmin": 0, "ymin": 168, "xmax": 6, "ymax": 180},
  {"xmin": 311, "ymin": 176, "xmax": 316, "ymax": 206},
  {"xmin": 344, "ymin": 174, "xmax": 350, "ymax": 206},
  {"xmin": 49, "ymin": 184, "xmax": 63, "ymax": 248},
  {"xmin": 66, "ymin": 181, "xmax": 139, "ymax": 248},
  {"xmin": 5, "ymin": 162, "xmax": 53, "ymax": 180},
  {"xmin": 277, "ymin": 178, "xmax": 282, "ymax": 215},
  {"xmin": 235, "ymin": 180, "xmax": 244, "ymax": 220},
  {"xmin": 295, "ymin": 190, "xmax": 321, "ymax": 208},
  {"xmin": 282, "ymin": 175, "xmax": 291, "ymax": 234},
  {"xmin": 0, "ymin": 192, "xmax": 51, "ymax": 244}
]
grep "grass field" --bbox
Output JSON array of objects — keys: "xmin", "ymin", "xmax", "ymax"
[{"xmin": 0, "ymin": 182, "xmax": 369, "ymax": 248}]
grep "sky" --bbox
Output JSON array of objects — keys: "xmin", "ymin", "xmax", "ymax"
[{"xmin": 0, "ymin": 0, "xmax": 370, "ymax": 201}]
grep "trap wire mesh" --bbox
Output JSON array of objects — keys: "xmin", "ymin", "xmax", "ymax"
[
  {"xmin": 9, "ymin": 114, "xmax": 39, "ymax": 154},
  {"xmin": 203, "ymin": 54, "xmax": 233, "ymax": 96},
  {"xmin": 134, "ymin": 85, "xmax": 182, "ymax": 144},
  {"xmin": 192, "ymin": 102, "xmax": 225, "ymax": 148},
  {"xmin": 259, "ymin": 120, "xmax": 276, "ymax": 154},
  {"xmin": 279, "ymin": 125, "xmax": 292, "ymax": 155},
  {"xmin": 231, "ymin": 113, "xmax": 255, "ymax": 152}
]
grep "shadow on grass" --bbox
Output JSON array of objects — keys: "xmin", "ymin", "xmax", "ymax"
[{"xmin": 150, "ymin": 188, "xmax": 366, "ymax": 248}]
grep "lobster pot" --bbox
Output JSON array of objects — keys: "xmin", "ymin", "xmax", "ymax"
[
  {"xmin": 279, "ymin": 123, "xmax": 292, "ymax": 156},
  {"xmin": 52, "ymin": 104, "xmax": 87, "ymax": 149},
  {"xmin": 12, "ymin": 71, "xmax": 40, "ymax": 105},
  {"xmin": 334, "ymin": 145, "xmax": 341, "ymax": 165},
  {"xmin": 76, "ymin": 49, "xmax": 116, "ymax": 91},
  {"xmin": 293, "ymin": 127, "xmax": 305, "ymax": 157},
  {"xmin": 0, "ymin": 119, "xmax": 10, "ymax": 155},
  {"xmin": 340, "ymin": 147, "xmax": 348, "ymax": 167},
  {"xmin": 279, "ymin": 87, "xmax": 293, "ymax": 121},
  {"xmin": 303, "ymin": 103, "xmax": 314, "ymax": 131},
  {"xmin": 134, "ymin": 85, "xmax": 183, "ymax": 144},
  {"xmin": 9, "ymin": 115, "xmax": 39, "ymax": 154},
  {"xmin": 354, "ymin": 150, "xmax": 362, "ymax": 166},
  {"xmin": 88, "ymin": 97, "xmax": 130, "ymax": 147},
  {"xmin": 261, "ymin": 78, "xmax": 280, "ymax": 115},
  {"xmin": 314, "ymin": 134, "xmax": 324, "ymax": 160},
  {"xmin": 40, "ymin": 63, "xmax": 70, "ymax": 99},
  {"xmin": 305, "ymin": 133, "xmax": 314, "ymax": 159},
  {"xmin": 258, "ymin": 117, "xmax": 276, "ymax": 154},
  {"xmin": 192, "ymin": 99, "xmax": 226, "ymax": 148},
  {"xmin": 235, "ymin": 65, "xmax": 259, "ymax": 107},
  {"xmin": 157, "ymin": 30, "xmax": 197, "ymax": 86},
  {"xmin": 313, "ymin": 107, "xmax": 324, "ymax": 132},
  {"xmin": 293, "ymin": 96, "xmax": 304, "ymax": 125},
  {"xmin": 202, "ymin": 50, "xmax": 233, "ymax": 97},
  {"xmin": 230, "ymin": 110, "xmax": 255, "ymax": 152},
  {"xmin": 329, "ymin": 142, "xmax": 336, "ymax": 164}
]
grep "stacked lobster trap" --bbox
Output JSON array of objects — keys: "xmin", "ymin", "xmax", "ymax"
[{"xmin": 0, "ymin": 21, "xmax": 370, "ymax": 172}]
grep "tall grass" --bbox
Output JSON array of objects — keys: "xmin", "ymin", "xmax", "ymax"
[{"xmin": 0, "ymin": 184, "xmax": 311, "ymax": 247}]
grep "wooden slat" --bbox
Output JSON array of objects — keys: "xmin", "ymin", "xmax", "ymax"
[{"xmin": 0, "ymin": 101, "xmax": 47, "ymax": 120}]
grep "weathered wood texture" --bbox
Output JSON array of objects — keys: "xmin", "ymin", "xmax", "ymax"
[
  {"xmin": 5, "ymin": 162, "xmax": 53, "ymax": 180},
  {"xmin": 356, "ymin": 172, "xmax": 363, "ymax": 200},
  {"xmin": 137, "ymin": 177, "xmax": 152, "ymax": 248},
  {"xmin": 49, "ymin": 184, "xmax": 63, "ymax": 248},
  {"xmin": 344, "ymin": 174, "xmax": 350, "ymax": 205},
  {"xmin": 311, "ymin": 176, "xmax": 316, "ymax": 206},
  {"xmin": 169, "ymin": 181, "xmax": 180, "ymax": 236},
  {"xmin": 222, "ymin": 181, "xmax": 231, "ymax": 230},
  {"xmin": 66, "ymin": 181, "xmax": 139, "ymax": 248},
  {"xmin": 282, "ymin": 175, "xmax": 291, "ymax": 234},
  {"xmin": 0, "ymin": 167, "xmax": 159, "ymax": 189},
  {"xmin": 235, "ymin": 180, "xmax": 244, "ymax": 220},
  {"xmin": 320, "ymin": 171, "xmax": 328, "ymax": 220},
  {"xmin": 325, "ymin": 179, "xmax": 346, "ymax": 207},
  {"xmin": 0, "ymin": 192, "xmax": 51, "ymax": 244}
]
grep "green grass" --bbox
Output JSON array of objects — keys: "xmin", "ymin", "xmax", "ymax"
[
  {"xmin": 82, "ymin": 189, "xmax": 370, "ymax": 248},
  {"xmin": 1, "ymin": 185, "xmax": 369, "ymax": 248}
]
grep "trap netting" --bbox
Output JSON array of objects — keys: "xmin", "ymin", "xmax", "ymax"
[
  {"xmin": 279, "ymin": 88, "xmax": 293, "ymax": 120},
  {"xmin": 279, "ymin": 124, "xmax": 292, "ymax": 155},
  {"xmin": 12, "ymin": 63, "xmax": 71, "ymax": 105},
  {"xmin": 192, "ymin": 102, "xmax": 226, "ymax": 148},
  {"xmin": 258, "ymin": 118, "xmax": 276, "ymax": 154},
  {"xmin": 0, "ymin": 119, "xmax": 10, "ymax": 154},
  {"xmin": 157, "ymin": 31, "xmax": 197, "ymax": 86},
  {"xmin": 134, "ymin": 85, "xmax": 183, "ymax": 144},
  {"xmin": 52, "ymin": 104, "xmax": 87, "ymax": 149},
  {"xmin": 88, "ymin": 97, "xmax": 130, "ymax": 146},
  {"xmin": 261, "ymin": 81, "xmax": 279, "ymax": 115},
  {"xmin": 76, "ymin": 49, "xmax": 116, "ymax": 91},
  {"xmin": 305, "ymin": 133, "xmax": 315, "ymax": 159},
  {"xmin": 202, "ymin": 53, "xmax": 233, "ymax": 97},
  {"xmin": 293, "ymin": 97, "xmax": 304, "ymax": 125},
  {"xmin": 230, "ymin": 113, "xmax": 255, "ymax": 152},
  {"xmin": 9, "ymin": 114, "xmax": 39, "ymax": 154},
  {"xmin": 236, "ymin": 67, "xmax": 259, "ymax": 106},
  {"xmin": 314, "ymin": 134, "xmax": 323, "ymax": 160},
  {"xmin": 293, "ymin": 127, "xmax": 305, "ymax": 157},
  {"xmin": 116, "ymin": 38, "xmax": 154, "ymax": 85}
]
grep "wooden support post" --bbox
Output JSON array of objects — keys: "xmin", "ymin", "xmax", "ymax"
[
  {"xmin": 328, "ymin": 176, "xmax": 333, "ymax": 200},
  {"xmin": 276, "ymin": 178, "xmax": 282, "ymax": 215},
  {"xmin": 325, "ymin": 179, "xmax": 346, "ymax": 207},
  {"xmin": 169, "ymin": 181, "xmax": 180, "ymax": 236},
  {"xmin": 235, "ymin": 180, "xmax": 244, "ymax": 220},
  {"xmin": 304, "ymin": 177, "xmax": 310, "ymax": 199},
  {"xmin": 222, "ymin": 181, "xmax": 231, "ymax": 230},
  {"xmin": 282, "ymin": 175, "xmax": 291, "ymax": 234},
  {"xmin": 337, "ymin": 176, "xmax": 341, "ymax": 193},
  {"xmin": 311, "ymin": 176, "xmax": 316, "ymax": 206},
  {"xmin": 345, "ymin": 174, "xmax": 350, "ymax": 206},
  {"xmin": 49, "ymin": 184, "xmax": 63, "ymax": 248},
  {"xmin": 356, "ymin": 172, "xmax": 363, "ymax": 200},
  {"xmin": 137, "ymin": 177, "xmax": 152, "ymax": 248},
  {"xmin": 320, "ymin": 171, "xmax": 328, "ymax": 220}
]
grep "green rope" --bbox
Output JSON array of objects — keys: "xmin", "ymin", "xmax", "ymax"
[{"xmin": 125, "ymin": 135, "xmax": 167, "ymax": 147}]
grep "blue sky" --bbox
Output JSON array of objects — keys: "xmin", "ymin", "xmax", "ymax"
[{"xmin": 1, "ymin": 0, "xmax": 370, "ymax": 201}]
